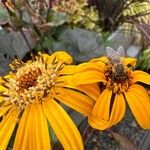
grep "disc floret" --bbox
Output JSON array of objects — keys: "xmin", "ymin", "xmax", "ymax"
[
  {"xmin": 104, "ymin": 63, "xmax": 133, "ymax": 94},
  {"xmin": 1, "ymin": 56, "xmax": 62, "ymax": 109}
]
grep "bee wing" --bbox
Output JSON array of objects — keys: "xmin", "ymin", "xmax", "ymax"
[
  {"xmin": 117, "ymin": 46, "xmax": 125, "ymax": 57},
  {"xmin": 106, "ymin": 47, "xmax": 116, "ymax": 58},
  {"xmin": 117, "ymin": 46, "xmax": 126, "ymax": 66}
]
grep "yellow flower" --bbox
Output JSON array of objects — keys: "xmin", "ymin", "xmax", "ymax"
[
  {"xmin": 0, "ymin": 51, "xmax": 93, "ymax": 150},
  {"xmin": 73, "ymin": 56, "xmax": 150, "ymax": 130}
]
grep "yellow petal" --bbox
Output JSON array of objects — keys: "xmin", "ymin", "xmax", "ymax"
[
  {"xmin": 92, "ymin": 89, "xmax": 112, "ymax": 121},
  {"xmin": 109, "ymin": 94, "xmax": 126, "ymax": 125},
  {"xmin": 55, "ymin": 87, "xmax": 95, "ymax": 116},
  {"xmin": 0, "ymin": 76, "xmax": 9, "ymax": 92},
  {"xmin": 89, "ymin": 93, "xmax": 126, "ymax": 130},
  {"xmin": 60, "ymin": 65, "xmax": 77, "ymax": 74},
  {"xmin": 77, "ymin": 83, "xmax": 101, "ymax": 101},
  {"xmin": 0, "ymin": 77, "xmax": 3, "ymax": 82},
  {"xmin": 40, "ymin": 53, "xmax": 53, "ymax": 64},
  {"xmin": 0, "ymin": 97, "xmax": 3, "ymax": 102},
  {"xmin": 0, "ymin": 108, "xmax": 18, "ymax": 150},
  {"xmin": 56, "ymin": 75, "xmax": 75, "ymax": 88},
  {"xmin": 73, "ymin": 71, "xmax": 106, "ymax": 85},
  {"xmin": 0, "ymin": 104, "xmax": 12, "ymax": 117},
  {"xmin": 88, "ymin": 116, "xmax": 111, "ymax": 130},
  {"xmin": 124, "ymin": 57, "xmax": 137, "ymax": 66},
  {"xmin": 125, "ymin": 84, "xmax": 150, "ymax": 129},
  {"xmin": 132, "ymin": 70, "xmax": 150, "ymax": 85},
  {"xmin": 13, "ymin": 107, "xmax": 31, "ymax": 150},
  {"xmin": 0, "ymin": 85, "xmax": 7, "ymax": 92},
  {"xmin": 29, "ymin": 104, "xmax": 51, "ymax": 150},
  {"xmin": 76, "ymin": 62, "xmax": 105, "ymax": 73},
  {"xmin": 51, "ymin": 51, "xmax": 73, "ymax": 64},
  {"xmin": 42, "ymin": 99, "xmax": 84, "ymax": 150}
]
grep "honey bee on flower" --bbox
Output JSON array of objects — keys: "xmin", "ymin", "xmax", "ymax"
[
  {"xmin": 73, "ymin": 46, "xmax": 150, "ymax": 130},
  {"xmin": 105, "ymin": 46, "xmax": 128, "ymax": 83}
]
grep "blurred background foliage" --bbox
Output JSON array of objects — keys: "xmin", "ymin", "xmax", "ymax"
[
  {"xmin": 0, "ymin": 0, "xmax": 150, "ymax": 75},
  {"xmin": 52, "ymin": 0, "xmax": 101, "ymax": 32},
  {"xmin": 137, "ymin": 48, "xmax": 150, "ymax": 72}
]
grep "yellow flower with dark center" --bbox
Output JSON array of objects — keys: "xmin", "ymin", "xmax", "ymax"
[
  {"xmin": 0, "ymin": 51, "xmax": 94, "ymax": 150},
  {"xmin": 73, "ymin": 55, "xmax": 150, "ymax": 130}
]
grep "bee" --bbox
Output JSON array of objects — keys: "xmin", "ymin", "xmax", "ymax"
[{"xmin": 106, "ymin": 46, "xmax": 127, "ymax": 82}]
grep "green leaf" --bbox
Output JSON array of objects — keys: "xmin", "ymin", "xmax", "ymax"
[
  {"xmin": 0, "ymin": 30, "xmax": 37, "ymax": 74},
  {"xmin": 0, "ymin": 30, "xmax": 7, "ymax": 37},
  {"xmin": 47, "ymin": 10, "xmax": 68, "ymax": 27},
  {"xmin": 137, "ymin": 48, "xmax": 150, "ymax": 71},
  {"xmin": 52, "ymin": 41, "xmax": 69, "ymax": 51},
  {"xmin": 0, "ymin": 7, "xmax": 10, "ymax": 24},
  {"xmin": 42, "ymin": 37, "xmax": 54, "ymax": 49},
  {"xmin": 22, "ymin": 11, "xmax": 31, "ymax": 24},
  {"xmin": 55, "ymin": 28, "xmax": 105, "ymax": 62}
]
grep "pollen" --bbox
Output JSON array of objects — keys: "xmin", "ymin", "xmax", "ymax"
[{"xmin": 1, "ymin": 55, "xmax": 63, "ymax": 109}]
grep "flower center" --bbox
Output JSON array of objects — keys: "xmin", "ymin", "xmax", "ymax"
[
  {"xmin": 17, "ymin": 67, "xmax": 42, "ymax": 92},
  {"xmin": 1, "ymin": 56, "xmax": 63, "ymax": 109},
  {"xmin": 104, "ymin": 63, "xmax": 133, "ymax": 93}
]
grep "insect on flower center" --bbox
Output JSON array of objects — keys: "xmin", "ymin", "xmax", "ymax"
[
  {"xmin": 105, "ymin": 63, "xmax": 128, "ymax": 82},
  {"xmin": 104, "ymin": 63, "xmax": 132, "ymax": 94},
  {"xmin": 104, "ymin": 46, "xmax": 134, "ymax": 93}
]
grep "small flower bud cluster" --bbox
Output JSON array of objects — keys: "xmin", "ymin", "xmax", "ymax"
[{"xmin": 52, "ymin": 0, "xmax": 101, "ymax": 32}]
